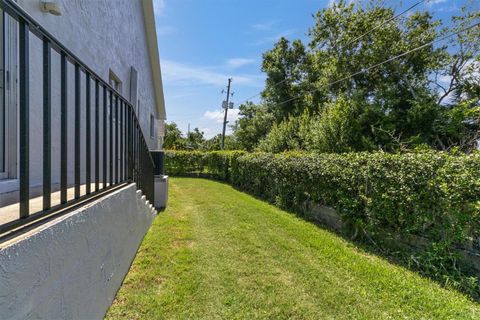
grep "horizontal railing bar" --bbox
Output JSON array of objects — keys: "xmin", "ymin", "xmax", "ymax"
[{"xmin": 0, "ymin": 183, "xmax": 129, "ymax": 238}]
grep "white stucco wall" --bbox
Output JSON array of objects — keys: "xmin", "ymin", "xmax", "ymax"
[
  {"xmin": 0, "ymin": 183, "xmax": 157, "ymax": 320},
  {"xmin": 4, "ymin": 0, "xmax": 162, "ymax": 190}
]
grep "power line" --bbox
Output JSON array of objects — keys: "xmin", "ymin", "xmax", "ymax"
[
  {"xmin": 271, "ymin": 21, "xmax": 480, "ymax": 107},
  {"xmin": 239, "ymin": 78, "xmax": 288, "ymax": 105},
  {"xmin": 275, "ymin": 22, "xmax": 480, "ymax": 106},
  {"xmin": 345, "ymin": 0, "xmax": 427, "ymax": 47},
  {"xmin": 236, "ymin": 0, "xmax": 429, "ymax": 106}
]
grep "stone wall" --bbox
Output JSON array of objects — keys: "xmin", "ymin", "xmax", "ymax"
[{"xmin": 307, "ymin": 201, "xmax": 480, "ymax": 276}]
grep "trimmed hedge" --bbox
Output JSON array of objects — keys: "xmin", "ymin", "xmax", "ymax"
[
  {"xmin": 165, "ymin": 150, "xmax": 480, "ymax": 295},
  {"xmin": 165, "ymin": 150, "xmax": 246, "ymax": 180}
]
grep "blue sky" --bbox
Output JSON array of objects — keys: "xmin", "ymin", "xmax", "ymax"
[{"xmin": 153, "ymin": 0, "xmax": 477, "ymax": 138}]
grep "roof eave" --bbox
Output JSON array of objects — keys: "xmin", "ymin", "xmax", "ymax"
[{"xmin": 141, "ymin": 0, "xmax": 166, "ymax": 120}]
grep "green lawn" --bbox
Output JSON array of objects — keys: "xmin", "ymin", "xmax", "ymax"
[{"xmin": 106, "ymin": 178, "xmax": 480, "ymax": 319}]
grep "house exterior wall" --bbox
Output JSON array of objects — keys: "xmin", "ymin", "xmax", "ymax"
[
  {"xmin": 0, "ymin": 184, "xmax": 157, "ymax": 320},
  {"xmin": 0, "ymin": 4, "xmax": 163, "ymax": 317},
  {"xmin": 1, "ymin": 0, "xmax": 164, "ymax": 191},
  {"xmin": 18, "ymin": 0, "xmax": 162, "ymax": 146}
]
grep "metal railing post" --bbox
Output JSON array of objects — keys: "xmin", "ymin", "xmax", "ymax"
[
  {"xmin": 120, "ymin": 100, "xmax": 124, "ymax": 182},
  {"xmin": 85, "ymin": 73, "xmax": 91, "ymax": 194},
  {"xmin": 42, "ymin": 38, "xmax": 51, "ymax": 210},
  {"xmin": 60, "ymin": 53, "xmax": 68, "ymax": 204},
  {"xmin": 74, "ymin": 63, "xmax": 81, "ymax": 199},
  {"xmin": 109, "ymin": 90, "xmax": 113, "ymax": 187},
  {"xmin": 103, "ymin": 85, "xmax": 107, "ymax": 189},
  {"xmin": 95, "ymin": 79, "xmax": 99, "ymax": 191},
  {"xmin": 19, "ymin": 19, "xmax": 30, "ymax": 219},
  {"xmin": 115, "ymin": 95, "xmax": 118, "ymax": 184}
]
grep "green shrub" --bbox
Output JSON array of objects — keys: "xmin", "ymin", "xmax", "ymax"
[
  {"xmin": 165, "ymin": 149, "xmax": 480, "ymax": 296},
  {"xmin": 257, "ymin": 112, "xmax": 315, "ymax": 153},
  {"xmin": 311, "ymin": 97, "xmax": 369, "ymax": 153},
  {"xmin": 256, "ymin": 98, "xmax": 377, "ymax": 154},
  {"xmin": 165, "ymin": 150, "xmax": 245, "ymax": 180}
]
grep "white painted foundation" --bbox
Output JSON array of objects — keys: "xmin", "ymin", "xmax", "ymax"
[{"xmin": 0, "ymin": 183, "xmax": 157, "ymax": 320}]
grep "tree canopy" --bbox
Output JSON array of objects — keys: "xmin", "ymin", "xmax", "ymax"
[
  {"xmin": 232, "ymin": 0, "xmax": 480, "ymax": 153},
  {"xmin": 164, "ymin": 1, "xmax": 479, "ymax": 153}
]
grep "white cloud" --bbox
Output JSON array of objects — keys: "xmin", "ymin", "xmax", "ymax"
[
  {"xmin": 427, "ymin": 0, "xmax": 447, "ymax": 5},
  {"xmin": 200, "ymin": 124, "xmax": 236, "ymax": 139},
  {"xmin": 161, "ymin": 59, "xmax": 262, "ymax": 87},
  {"xmin": 202, "ymin": 127, "xmax": 213, "ymax": 135},
  {"xmin": 226, "ymin": 58, "xmax": 256, "ymax": 69},
  {"xmin": 252, "ymin": 22, "xmax": 275, "ymax": 31},
  {"xmin": 426, "ymin": 0, "xmax": 457, "ymax": 12},
  {"xmin": 436, "ymin": 5, "xmax": 460, "ymax": 13},
  {"xmin": 203, "ymin": 108, "xmax": 241, "ymax": 124},
  {"xmin": 200, "ymin": 111, "xmax": 234, "ymax": 138},
  {"xmin": 204, "ymin": 110, "xmax": 226, "ymax": 123}
]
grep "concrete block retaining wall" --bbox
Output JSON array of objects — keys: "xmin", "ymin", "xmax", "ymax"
[
  {"xmin": 307, "ymin": 201, "xmax": 480, "ymax": 276},
  {"xmin": 0, "ymin": 184, "xmax": 156, "ymax": 320}
]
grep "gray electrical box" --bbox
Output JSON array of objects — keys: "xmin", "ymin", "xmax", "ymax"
[
  {"xmin": 151, "ymin": 150, "xmax": 168, "ymax": 209},
  {"xmin": 154, "ymin": 175, "xmax": 168, "ymax": 209}
]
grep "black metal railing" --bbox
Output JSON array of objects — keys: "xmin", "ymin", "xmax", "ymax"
[{"xmin": 0, "ymin": 0, "xmax": 155, "ymax": 234}]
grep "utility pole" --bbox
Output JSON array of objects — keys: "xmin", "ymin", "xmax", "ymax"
[
  {"xmin": 221, "ymin": 78, "xmax": 232, "ymax": 150},
  {"xmin": 187, "ymin": 123, "xmax": 190, "ymax": 149}
]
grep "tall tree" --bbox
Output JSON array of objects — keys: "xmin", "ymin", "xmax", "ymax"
[
  {"xmin": 261, "ymin": 38, "xmax": 312, "ymax": 121},
  {"xmin": 163, "ymin": 122, "xmax": 186, "ymax": 150},
  {"xmin": 186, "ymin": 128, "xmax": 205, "ymax": 150},
  {"xmin": 308, "ymin": 0, "xmax": 441, "ymax": 143},
  {"xmin": 234, "ymin": 0, "xmax": 479, "ymax": 153},
  {"xmin": 232, "ymin": 102, "xmax": 275, "ymax": 151}
]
